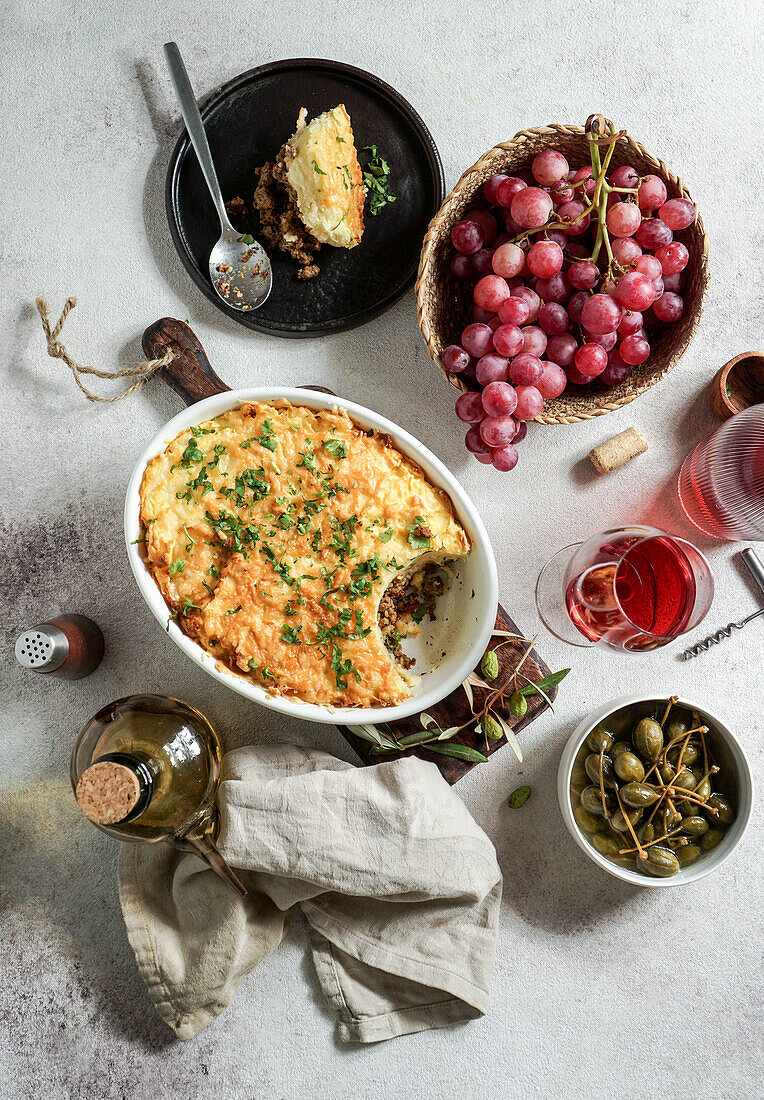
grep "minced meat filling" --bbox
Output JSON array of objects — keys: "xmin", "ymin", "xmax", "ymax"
[
  {"xmin": 378, "ymin": 563, "xmax": 447, "ymax": 670},
  {"xmin": 250, "ymin": 151, "xmax": 322, "ymax": 280}
]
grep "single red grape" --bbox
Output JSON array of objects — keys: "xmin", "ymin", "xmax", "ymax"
[
  {"xmin": 483, "ymin": 174, "xmax": 509, "ymax": 205},
  {"xmin": 550, "ymin": 181, "xmax": 574, "ymax": 205},
  {"xmin": 636, "ymin": 218, "xmax": 673, "ymax": 250},
  {"xmin": 662, "ymin": 272, "xmax": 685, "ymax": 293},
  {"xmin": 568, "ymin": 260, "xmax": 599, "ymax": 290},
  {"xmin": 545, "ymin": 228, "xmax": 568, "ymax": 249},
  {"xmin": 474, "ymin": 451, "xmax": 493, "ymax": 464},
  {"xmin": 451, "ymin": 220, "xmax": 484, "ymax": 254},
  {"xmin": 480, "ymin": 415, "xmax": 518, "ymax": 448},
  {"xmin": 511, "ymin": 285, "xmax": 541, "ymax": 322},
  {"xmin": 546, "ymin": 332, "xmax": 577, "ymax": 366},
  {"xmin": 535, "ymin": 272, "xmax": 571, "ymax": 304},
  {"xmin": 618, "ymin": 310, "xmax": 643, "ymax": 336},
  {"xmin": 536, "ymin": 361, "xmax": 567, "ymax": 398},
  {"xmin": 471, "ymin": 248, "xmax": 496, "ymax": 276},
  {"xmin": 522, "ymin": 325, "xmax": 548, "ymax": 357},
  {"xmin": 510, "ymin": 187, "xmax": 554, "ymax": 229},
  {"xmin": 532, "ymin": 149, "xmax": 570, "ymax": 186},
  {"xmin": 491, "ymin": 444, "xmax": 519, "ymax": 472},
  {"xmin": 527, "ymin": 240, "xmax": 564, "ymax": 279},
  {"xmin": 612, "ymin": 237, "xmax": 642, "ymax": 266},
  {"xmin": 652, "ymin": 277, "xmax": 664, "ymax": 298},
  {"xmin": 513, "ymin": 422, "xmax": 528, "ymax": 444},
  {"xmin": 575, "ymin": 343, "xmax": 608, "ymax": 377},
  {"xmin": 638, "ymin": 175, "xmax": 668, "ymax": 212},
  {"xmin": 450, "ymin": 253, "xmax": 474, "ymax": 279},
  {"xmin": 609, "ymin": 165, "xmax": 639, "ymax": 189},
  {"xmin": 616, "ymin": 271, "xmax": 656, "ymax": 311},
  {"xmin": 599, "ymin": 350, "xmax": 632, "ymax": 387},
  {"xmin": 465, "ymin": 424, "xmax": 491, "ymax": 454},
  {"xmin": 461, "ymin": 323, "xmax": 494, "ymax": 358},
  {"xmin": 476, "ymin": 353, "xmax": 510, "ymax": 386},
  {"xmin": 566, "ymin": 364, "xmax": 593, "ymax": 385},
  {"xmin": 498, "ymin": 296, "xmax": 530, "ymax": 326},
  {"xmin": 572, "ymin": 166, "xmax": 596, "ymax": 197},
  {"xmin": 606, "ymin": 202, "xmax": 642, "ymax": 238},
  {"xmin": 567, "ymin": 292, "xmax": 589, "ymax": 324},
  {"xmin": 585, "ymin": 330, "xmax": 618, "ymax": 352},
  {"xmin": 472, "ymin": 305, "xmax": 496, "ymax": 323},
  {"xmin": 514, "ymin": 385, "xmax": 544, "ymax": 420},
  {"xmin": 492, "ymin": 323, "xmax": 524, "ymax": 358},
  {"xmin": 465, "ymin": 209, "xmax": 498, "ymax": 244},
  {"xmin": 492, "ymin": 242, "xmax": 525, "ymax": 278},
  {"xmin": 474, "ymin": 275, "xmax": 511, "ymax": 311},
  {"xmin": 658, "ymin": 198, "xmax": 696, "ymax": 230},
  {"xmin": 481, "ymin": 380, "xmax": 518, "ymax": 418},
  {"xmin": 620, "ymin": 334, "xmax": 651, "ymax": 364},
  {"xmin": 566, "ymin": 242, "xmax": 590, "ymax": 260},
  {"xmin": 496, "ymin": 177, "xmax": 527, "ymax": 208},
  {"xmin": 442, "ymin": 345, "xmax": 470, "ymax": 373},
  {"xmin": 538, "ymin": 302, "xmax": 569, "ymax": 336},
  {"xmin": 635, "ymin": 254, "xmax": 662, "ymax": 281},
  {"xmin": 456, "ymin": 392, "xmax": 485, "ymax": 423},
  {"xmin": 509, "ymin": 353, "xmax": 544, "ymax": 386},
  {"xmin": 557, "ymin": 199, "xmax": 590, "ymax": 235},
  {"xmin": 581, "ymin": 294, "xmax": 621, "ymax": 334},
  {"xmin": 656, "ymin": 242, "xmax": 689, "ymax": 275},
  {"xmin": 652, "ymin": 292, "xmax": 684, "ymax": 322}
]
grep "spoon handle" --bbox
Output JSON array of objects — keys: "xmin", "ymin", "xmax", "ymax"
[{"xmin": 163, "ymin": 42, "xmax": 231, "ymax": 233}]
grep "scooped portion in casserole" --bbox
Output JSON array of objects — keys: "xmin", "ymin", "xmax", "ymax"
[{"xmin": 138, "ymin": 400, "xmax": 470, "ymax": 708}]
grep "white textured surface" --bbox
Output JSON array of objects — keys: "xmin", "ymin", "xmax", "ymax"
[{"xmin": 1, "ymin": 1, "xmax": 762, "ymax": 1097}]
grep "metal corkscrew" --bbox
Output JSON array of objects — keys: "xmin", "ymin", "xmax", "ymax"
[{"xmin": 682, "ymin": 548, "xmax": 764, "ymax": 659}]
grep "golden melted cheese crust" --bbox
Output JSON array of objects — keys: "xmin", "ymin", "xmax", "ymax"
[
  {"xmin": 139, "ymin": 401, "xmax": 470, "ymax": 708},
  {"xmin": 285, "ymin": 105, "xmax": 365, "ymax": 248}
]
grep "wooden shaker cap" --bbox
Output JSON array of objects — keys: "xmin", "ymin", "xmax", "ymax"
[{"xmin": 75, "ymin": 761, "xmax": 141, "ymax": 825}]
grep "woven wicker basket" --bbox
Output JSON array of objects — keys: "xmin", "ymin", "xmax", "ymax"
[{"xmin": 416, "ymin": 124, "xmax": 709, "ymax": 425}]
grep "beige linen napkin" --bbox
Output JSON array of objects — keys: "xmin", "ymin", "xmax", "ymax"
[{"xmin": 118, "ymin": 743, "xmax": 502, "ymax": 1043}]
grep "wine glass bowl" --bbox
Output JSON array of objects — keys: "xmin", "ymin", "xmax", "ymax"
[
  {"xmin": 537, "ymin": 526, "xmax": 713, "ymax": 651},
  {"xmin": 416, "ymin": 123, "xmax": 709, "ymax": 425}
]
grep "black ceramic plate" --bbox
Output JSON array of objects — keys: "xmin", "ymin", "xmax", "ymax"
[{"xmin": 166, "ymin": 58, "xmax": 444, "ymax": 338}]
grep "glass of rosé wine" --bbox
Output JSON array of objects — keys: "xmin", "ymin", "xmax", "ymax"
[{"xmin": 535, "ymin": 526, "xmax": 713, "ymax": 651}]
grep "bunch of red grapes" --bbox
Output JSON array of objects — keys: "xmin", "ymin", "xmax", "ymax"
[{"xmin": 444, "ymin": 147, "xmax": 696, "ymax": 471}]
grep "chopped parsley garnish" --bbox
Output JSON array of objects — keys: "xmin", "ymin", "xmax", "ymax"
[
  {"xmin": 226, "ymin": 605, "xmax": 243, "ymax": 616},
  {"xmin": 206, "ymin": 564, "xmax": 220, "ymax": 579},
  {"xmin": 378, "ymin": 527, "xmax": 393, "ymax": 543},
  {"xmin": 362, "ymin": 145, "xmax": 396, "ymax": 216},
  {"xmin": 297, "ymin": 442, "xmax": 317, "ymax": 473},
  {"xmin": 406, "ymin": 516, "xmax": 432, "ymax": 550},
  {"xmin": 331, "ymin": 207, "xmax": 350, "ymax": 231},
  {"xmin": 330, "ymin": 644, "xmax": 361, "ymax": 692},
  {"xmin": 187, "ymin": 466, "xmax": 212, "ymax": 494},
  {"xmin": 207, "ymin": 443, "xmax": 228, "ymax": 469},
  {"xmin": 179, "ymin": 598, "xmax": 201, "ymax": 617},
  {"xmin": 260, "ymin": 545, "xmax": 295, "ymax": 586},
  {"xmin": 284, "ymin": 601, "xmax": 297, "ymax": 616},
  {"xmin": 329, "ymin": 514, "xmax": 359, "ymax": 560},
  {"xmin": 412, "ymin": 604, "xmax": 428, "ymax": 623},
  {"xmin": 239, "ymin": 234, "xmax": 255, "ymax": 245},
  {"xmin": 172, "ymin": 438, "xmax": 204, "ymax": 471},
  {"xmin": 183, "ymin": 524, "xmax": 196, "ymax": 552},
  {"xmin": 323, "ymin": 438, "xmax": 347, "ymax": 459},
  {"xmin": 261, "ymin": 667, "xmax": 275, "ymax": 681},
  {"xmin": 312, "ymin": 159, "xmax": 326, "ymax": 175},
  {"xmin": 316, "ymin": 609, "xmax": 370, "ymax": 643},
  {"xmin": 281, "ymin": 625, "xmax": 302, "ymax": 645},
  {"xmin": 190, "ymin": 425, "xmax": 216, "ymax": 437},
  {"xmin": 310, "ymin": 530, "xmax": 323, "ymax": 552},
  {"xmin": 168, "ymin": 559, "xmax": 185, "ymax": 575},
  {"xmin": 248, "ymin": 658, "xmax": 258, "ymax": 670},
  {"xmin": 241, "ymin": 467, "xmax": 269, "ymax": 500}
]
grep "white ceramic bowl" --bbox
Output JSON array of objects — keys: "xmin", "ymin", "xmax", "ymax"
[
  {"xmin": 124, "ymin": 387, "xmax": 498, "ymax": 726},
  {"xmin": 558, "ymin": 694, "xmax": 753, "ymax": 887}
]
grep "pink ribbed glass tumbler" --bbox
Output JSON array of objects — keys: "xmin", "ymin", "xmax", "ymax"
[{"xmin": 678, "ymin": 407, "xmax": 764, "ymax": 540}]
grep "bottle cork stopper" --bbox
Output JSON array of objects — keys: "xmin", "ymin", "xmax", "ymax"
[
  {"xmin": 589, "ymin": 427, "xmax": 648, "ymax": 475},
  {"xmin": 75, "ymin": 761, "xmax": 141, "ymax": 825}
]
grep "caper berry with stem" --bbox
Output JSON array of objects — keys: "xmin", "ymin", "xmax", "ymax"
[
  {"xmin": 677, "ymin": 844, "xmax": 702, "ymax": 868},
  {"xmin": 701, "ymin": 827, "xmax": 725, "ymax": 851},
  {"xmin": 581, "ymin": 785, "xmax": 610, "ymax": 815},
  {"xmin": 620, "ymin": 781, "xmax": 660, "ymax": 808},
  {"xmin": 585, "ymin": 753, "xmax": 617, "ymax": 787},
  {"xmin": 574, "ymin": 804, "xmax": 602, "ymax": 834},
  {"xmin": 680, "ymin": 815, "xmax": 709, "ymax": 837},
  {"xmin": 643, "ymin": 846, "xmax": 680, "ymax": 877},
  {"xmin": 591, "ymin": 832, "xmax": 623, "ymax": 859},
  {"xmin": 706, "ymin": 794, "xmax": 735, "ymax": 825},
  {"xmin": 610, "ymin": 806, "xmax": 642, "ymax": 833},
  {"xmin": 586, "ymin": 725, "xmax": 614, "ymax": 754},
  {"xmin": 610, "ymin": 741, "xmax": 630, "ymax": 758}
]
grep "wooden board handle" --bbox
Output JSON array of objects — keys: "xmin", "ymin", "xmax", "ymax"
[{"xmin": 142, "ymin": 318, "xmax": 230, "ymax": 406}]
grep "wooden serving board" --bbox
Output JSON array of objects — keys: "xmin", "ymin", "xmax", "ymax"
[
  {"xmin": 338, "ymin": 606, "xmax": 556, "ymax": 784},
  {"xmin": 142, "ymin": 319, "xmax": 558, "ymax": 784}
]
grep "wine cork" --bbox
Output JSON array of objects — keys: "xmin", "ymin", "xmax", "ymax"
[
  {"xmin": 589, "ymin": 427, "xmax": 648, "ymax": 475},
  {"xmin": 75, "ymin": 761, "xmax": 141, "ymax": 825}
]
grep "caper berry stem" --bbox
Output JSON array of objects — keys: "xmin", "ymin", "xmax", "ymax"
[
  {"xmin": 618, "ymin": 823, "xmax": 684, "ymax": 856},
  {"xmin": 614, "ymin": 784, "xmax": 647, "ymax": 860},
  {"xmin": 659, "ymin": 695, "xmax": 680, "ymax": 729},
  {"xmin": 598, "ymin": 746, "xmax": 611, "ymax": 819}
]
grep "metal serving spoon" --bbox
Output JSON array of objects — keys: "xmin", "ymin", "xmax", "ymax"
[{"xmin": 163, "ymin": 42, "xmax": 272, "ymax": 311}]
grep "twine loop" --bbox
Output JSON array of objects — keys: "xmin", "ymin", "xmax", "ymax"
[{"xmin": 35, "ymin": 296, "xmax": 174, "ymax": 402}]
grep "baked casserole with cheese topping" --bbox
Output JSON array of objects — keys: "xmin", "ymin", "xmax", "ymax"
[{"xmin": 138, "ymin": 400, "xmax": 470, "ymax": 708}]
